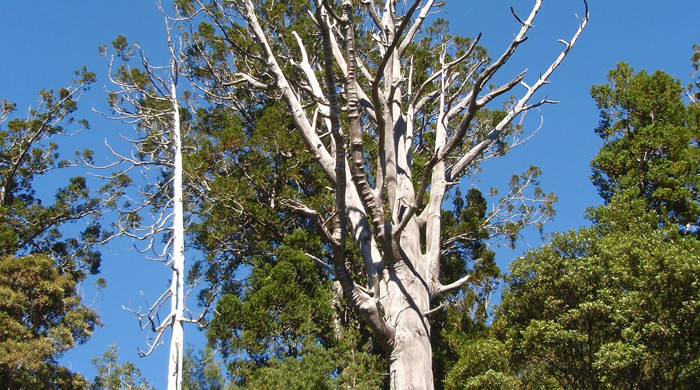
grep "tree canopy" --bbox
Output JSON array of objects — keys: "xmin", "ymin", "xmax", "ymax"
[
  {"xmin": 0, "ymin": 74, "xmax": 105, "ymax": 388},
  {"xmin": 0, "ymin": 70, "xmax": 106, "ymax": 278},
  {"xmin": 90, "ymin": 344, "xmax": 155, "ymax": 390},
  {"xmin": 172, "ymin": 1, "xmax": 585, "ymax": 387},
  {"xmin": 589, "ymin": 62, "xmax": 700, "ymax": 228},
  {"xmin": 8, "ymin": 2, "xmax": 700, "ymax": 389},
  {"xmin": 0, "ymin": 254, "xmax": 100, "ymax": 389},
  {"xmin": 495, "ymin": 62, "xmax": 700, "ymax": 389}
]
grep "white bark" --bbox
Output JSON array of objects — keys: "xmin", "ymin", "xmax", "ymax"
[
  {"xmin": 94, "ymin": 15, "xmax": 204, "ymax": 390},
  {"xmin": 194, "ymin": 0, "xmax": 589, "ymax": 387},
  {"xmin": 167, "ymin": 76, "xmax": 185, "ymax": 390}
]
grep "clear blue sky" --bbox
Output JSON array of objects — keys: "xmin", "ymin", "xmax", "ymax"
[{"xmin": 1, "ymin": 1, "xmax": 698, "ymax": 388}]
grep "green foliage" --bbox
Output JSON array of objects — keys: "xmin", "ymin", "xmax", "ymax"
[
  {"xmin": 235, "ymin": 334, "xmax": 384, "ymax": 390},
  {"xmin": 182, "ymin": 345, "xmax": 228, "ymax": 390},
  {"xmin": 90, "ymin": 343, "xmax": 154, "ymax": 390},
  {"xmin": 434, "ymin": 180, "xmax": 547, "ymax": 387},
  {"xmin": 206, "ymin": 230, "xmax": 384, "ymax": 385},
  {"xmin": 589, "ymin": 62, "xmax": 700, "ymax": 226},
  {"xmin": 182, "ymin": 3, "xmax": 558, "ymax": 388},
  {"xmin": 443, "ymin": 336, "xmax": 520, "ymax": 390},
  {"xmin": 187, "ymin": 97, "xmax": 385, "ymax": 385},
  {"xmin": 240, "ymin": 345, "xmax": 336, "ymax": 390},
  {"xmin": 494, "ymin": 61, "xmax": 700, "ymax": 389},
  {"xmin": 438, "ymin": 187, "xmax": 498, "ymax": 329},
  {"xmin": 433, "ymin": 166, "xmax": 555, "ymax": 387},
  {"xmin": 0, "ymin": 76, "xmax": 105, "ymax": 278},
  {"xmin": 189, "ymin": 101, "xmax": 334, "ymax": 290},
  {"xmin": 0, "ymin": 76, "xmax": 104, "ymax": 388},
  {"xmin": 0, "ymin": 254, "xmax": 100, "ymax": 389},
  {"xmin": 497, "ymin": 200, "xmax": 700, "ymax": 388},
  {"xmin": 187, "ymin": 102, "xmax": 384, "ymax": 383}
]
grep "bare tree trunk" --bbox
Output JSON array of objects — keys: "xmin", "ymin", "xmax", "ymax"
[
  {"xmin": 385, "ymin": 257, "xmax": 433, "ymax": 389},
  {"xmin": 167, "ymin": 79, "xmax": 185, "ymax": 390},
  {"xmin": 96, "ymin": 15, "xmax": 212, "ymax": 390}
]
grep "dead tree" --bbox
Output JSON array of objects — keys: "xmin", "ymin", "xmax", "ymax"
[
  {"xmin": 186, "ymin": 0, "xmax": 588, "ymax": 387},
  {"xmin": 94, "ymin": 13, "xmax": 214, "ymax": 390}
]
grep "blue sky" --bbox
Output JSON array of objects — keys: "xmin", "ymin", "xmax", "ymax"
[{"xmin": 1, "ymin": 1, "xmax": 699, "ymax": 388}]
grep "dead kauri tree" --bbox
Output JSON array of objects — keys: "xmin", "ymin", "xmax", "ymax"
[{"xmin": 184, "ymin": 0, "xmax": 588, "ymax": 388}]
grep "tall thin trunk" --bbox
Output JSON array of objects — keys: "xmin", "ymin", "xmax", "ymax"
[{"xmin": 168, "ymin": 79, "xmax": 185, "ymax": 390}]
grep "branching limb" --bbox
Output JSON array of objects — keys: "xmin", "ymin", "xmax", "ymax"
[
  {"xmin": 122, "ymin": 288, "xmax": 173, "ymax": 357},
  {"xmin": 306, "ymin": 253, "xmax": 335, "ymax": 275},
  {"xmin": 447, "ymin": 1, "xmax": 588, "ymax": 182},
  {"xmin": 241, "ymin": 0, "xmax": 383, "ymax": 294},
  {"xmin": 396, "ymin": 15, "xmax": 536, "ymax": 234},
  {"xmin": 1, "ymin": 79, "xmax": 89, "ymax": 206},
  {"xmin": 423, "ymin": 302, "xmax": 447, "ymax": 317},
  {"xmin": 360, "ymin": 0, "xmax": 383, "ymax": 30},
  {"xmin": 290, "ymin": 30, "xmax": 333, "ymax": 134},
  {"xmin": 398, "ymin": 0, "xmax": 436, "ymax": 56},
  {"xmin": 342, "ymin": 0, "xmax": 386, "ymax": 250},
  {"xmin": 432, "ymin": 274, "xmax": 471, "ymax": 299},
  {"xmin": 282, "ymin": 199, "xmax": 338, "ymax": 246},
  {"xmin": 241, "ymin": 0, "xmax": 336, "ymax": 181}
]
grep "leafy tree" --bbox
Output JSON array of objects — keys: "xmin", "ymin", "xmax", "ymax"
[
  {"xmin": 0, "ymin": 70, "xmax": 105, "ymax": 277},
  {"xmin": 430, "ymin": 186, "xmax": 512, "ymax": 388},
  {"xmin": 495, "ymin": 62, "xmax": 700, "ymax": 389},
  {"xmin": 0, "ymin": 73, "xmax": 106, "ymax": 388},
  {"xmin": 182, "ymin": 345, "xmax": 228, "ymax": 390},
  {"xmin": 498, "ymin": 202, "xmax": 700, "ymax": 389},
  {"xmin": 168, "ymin": 93, "xmax": 386, "ymax": 386},
  {"xmin": 177, "ymin": 0, "xmax": 587, "ymax": 387},
  {"xmin": 589, "ymin": 62, "xmax": 700, "ymax": 228},
  {"xmin": 90, "ymin": 343, "xmax": 155, "ymax": 390},
  {"xmin": 0, "ymin": 254, "xmax": 99, "ymax": 389},
  {"xmin": 205, "ymin": 229, "xmax": 386, "ymax": 387},
  {"xmin": 442, "ymin": 335, "xmax": 520, "ymax": 390},
  {"xmin": 191, "ymin": 98, "xmax": 514, "ymax": 388},
  {"xmin": 240, "ymin": 342, "xmax": 384, "ymax": 390}
]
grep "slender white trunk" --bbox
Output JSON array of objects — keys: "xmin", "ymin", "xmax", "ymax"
[{"xmin": 167, "ymin": 80, "xmax": 185, "ymax": 390}]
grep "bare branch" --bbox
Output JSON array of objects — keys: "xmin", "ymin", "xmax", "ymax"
[
  {"xmin": 423, "ymin": 302, "xmax": 447, "ymax": 316},
  {"xmin": 282, "ymin": 199, "xmax": 338, "ymax": 246},
  {"xmin": 306, "ymin": 253, "xmax": 335, "ymax": 275},
  {"xmin": 447, "ymin": 0, "xmax": 589, "ymax": 182},
  {"xmin": 433, "ymin": 274, "xmax": 471, "ymax": 298},
  {"xmin": 398, "ymin": 0, "xmax": 437, "ymax": 56},
  {"xmin": 395, "ymin": 0, "xmax": 546, "ymax": 232}
]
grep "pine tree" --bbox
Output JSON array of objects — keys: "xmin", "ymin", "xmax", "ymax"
[
  {"xmin": 90, "ymin": 344, "xmax": 155, "ymax": 390},
  {"xmin": 0, "ymin": 254, "xmax": 100, "ymax": 389}
]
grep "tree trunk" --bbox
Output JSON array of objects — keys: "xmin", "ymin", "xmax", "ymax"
[
  {"xmin": 386, "ymin": 263, "xmax": 433, "ymax": 390},
  {"xmin": 167, "ymin": 79, "xmax": 185, "ymax": 390},
  {"xmin": 384, "ymin": 213, "xmax": 433, "ymax": 389}
]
